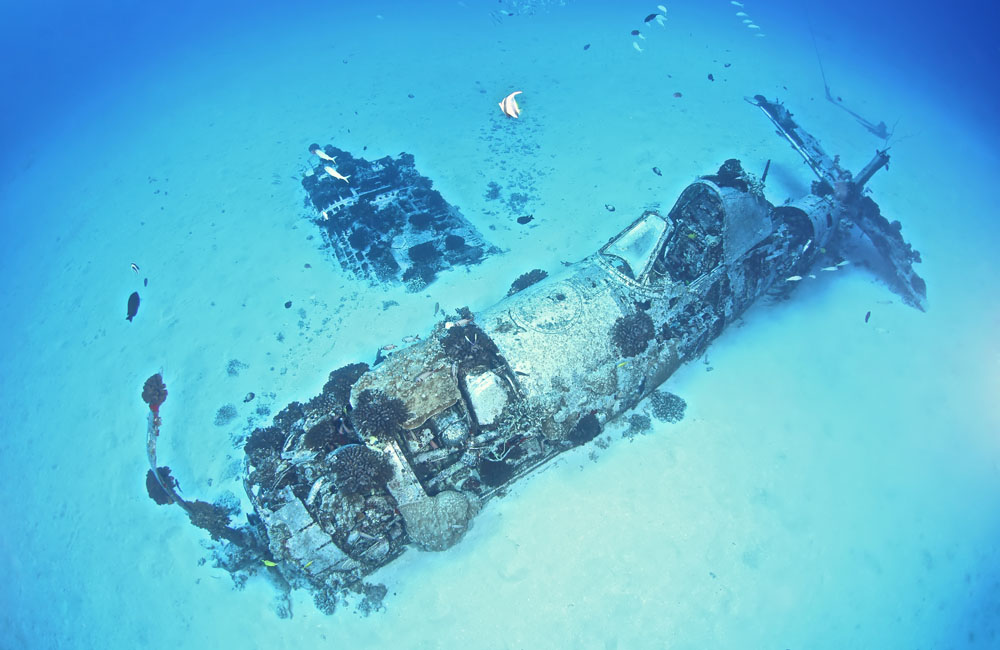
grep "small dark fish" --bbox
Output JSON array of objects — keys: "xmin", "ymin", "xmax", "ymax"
[
  {"xmin": 604, "ymin": 204, "xmax": 616, "ymax": 212},
  {"xmin": 126, "ymin": 292, "xmax": 140, "ymax": 322},
  {"xmin": 243, "ymin": 392, "xmax": 255, "ymax": 403},
  {"xmin": 673, "ymin": 92, "xmax": 682, "ymax": 98},
  {"xmin": 707, "ymin": 73, "xmax": 714, "ymax": 81},
  {"xmin": 643, "ymin": 13, "xmax": 657, "ymax": 23},
  {"xmin": 130, "ymin": 262, "xmax": 140, "ymax": 274},
  {"xmin": 631, "ymin": 29, "xmax": 640, "ymax": 36},
  {"xmin": 865, "ymin": 310, "xmax": 871, "ymax": 323},
  {"xmin": 517, "ymin": 215, "xmax": 534, "ymax": 225},
  {"xmin": 284, "ymin": 300, "xmax": 292, "ymax": 309},
  {"xmin": 652, "ymin": 167, "xmax": 662, "ymax": 176},
  {"xmin": 143, "ymin": 277, "xmax": 148, "ymax": 287},
  {"xmin": 724, "ymin": 62, "xmax": 732, "ymax": 68},
  {"xmin": 583, "ymin": 43, "xmax": 591, "ymax": 50}
]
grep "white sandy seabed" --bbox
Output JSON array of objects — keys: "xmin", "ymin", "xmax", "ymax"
[{"xmin": 0, "ymin": 3, "xmax": 997, "ymax": 649}]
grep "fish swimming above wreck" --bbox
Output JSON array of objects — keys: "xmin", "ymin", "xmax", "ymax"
[{"xmin": 145, "ymin": 95, "xmax": 925, "ymax": 613}]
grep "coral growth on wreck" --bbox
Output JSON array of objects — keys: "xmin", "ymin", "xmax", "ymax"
[
  {"xmin": 611, "ymin": 311, "xmax": 655, "ymax": 358},
  {"xmin": 142, "ymin": 373, "xmax": 168, "ymax": 413},
  {"xmin": 331, "ymin": 444, "xmax": 394, "ymax": 495},
  {"xmin": 351, "ymin": 389, "xmax": 410, "ymax": 441},
  {"xmin": 507, "ymin": 268, "xmax": 548, "ymax": 296}
]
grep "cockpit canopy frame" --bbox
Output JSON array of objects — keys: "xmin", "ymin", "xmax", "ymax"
[{"xmin": 598, "ymin": 210, "xmax": 673, "ymax": 284}]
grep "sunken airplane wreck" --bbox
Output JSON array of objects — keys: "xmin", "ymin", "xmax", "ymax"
[{"xmin": 146, "ymin": 95, "xmax": 924, "ymax": 613}]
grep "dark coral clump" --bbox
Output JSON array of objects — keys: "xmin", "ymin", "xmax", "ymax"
[
  {"xmin": 409, "ymin": 212, "xmax": 433, "ymax": 230},
  {"xmin": 611, "ymin": 311, "xmax": 655, "ymax": 358},
  {"xmin": 367, "ymin": 242, "xmax": 401, "ymax": 281},
  {"xmin": 305, "ymin": 362, "xmax": 368, "ymax": 417},
  {"xmin": 304, "ymin": 391, "xmax": 338, "ymax": 417},
  {"xmin": 186, "ymin": 499, "xmax": 246, "ymax": 546},
  {"xmin": 351, "ymin": 389, "xmax": 410, "ymax": 440},
  {"xmin": 142, "ymin": 373, "xmax": 168, "ymax": 410},
  {"xmin": 313, "ymin": 587, "xmax": 339, "ymax": 616},
  {"xmin": 214, "ymin": 404, "xmax": 238, "ymax": 426},
  {"xmin": 507, "ymin": 269, "xmax": 548, "ymax": 296},
  {"xmin": 568, "ymin": 413, "xmax": 602, "ymax": 445},
  {"xmin": 357, "ymin": 582, "xmax": 389, "ymax": 617},
  {"xmin": 441, "ymin": 322, "xmax": 501, "ymax": 370},
  {"xmin": 244, "ymin": 426, "xmax": 285, "ymax": 465},
  {"xmin": 303, "ymin": 416, "xmax": 356, "ymax": 452},
  {"xmin": 408, "ymin": 241, "xmax": 441, "ymax": 265},
  {"xmin": 273, "ymin": 401, "xmax": 305, "ymax": 430},
  {"xmin": 650, "ymin": 390, "xmax": 687, "ymax": 423},
  {"xmin": 323, "ymin": 363, "xmax": 369, "ymax": 409},
  {"xmin": 146, "ymin": 466, "xmax": 179, "ymax": 505},
  {"xmin": 348, "ymin": 227, "xmax": 373, "ymax": 250},
  {"xmin": 401, "ymin": 263, "xmax": 437, "ymax": 290},
  {"xmin": 331, "ymin": 444, "xmax": 394, "ymax": 495},
  {"xmin": 703, "ymin": 158, "xmax": 750, "ymax": 192},
  {"xmin": 622, "ymin": 413, "xmax": 652, "ymax": 439}
]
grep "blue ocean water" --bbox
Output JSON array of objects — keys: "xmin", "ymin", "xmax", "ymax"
[{"xmin": 1, "ymin": 1, "xmax": 998, "ymax": 648}]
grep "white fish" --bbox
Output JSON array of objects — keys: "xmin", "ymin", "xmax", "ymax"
[
  {"xmin": 836, "ymin": 260, "xmax": 850, "ymax": 267},
  {"xmin": 808, "ymin": 274, "xmax": 816, "ymax": 279},
  {"xmin": 313, "ymin": 149, "xmax": 336, "ymax": 162},
  {"xmin": 444, "ymin": 317, "xmax": 474, "ymax": 329},
  {"xmin": 747, "ymin": 24, "xmax": 760, "ymax": 29},
  {"xmin": 658, "ymin": 4, "xmax": 667, "ymax": 12},
  {"xmin": 324, "ymin": 165, "xmax": 350, "ymax": 183},
  {"xmin": 655, "ymin": 14, "xmax": 666, "ymax": 26},
  {"xmin": 638, "ymin": 33, "xmax": 646, "ymax": 40},
  {"xmin": 633, "ymin": 41, "xmax": 644, "ymax": 52},
  {"xmin": 743, "ymin": 19, "xmax": 753, "ymax": 23},
  {"xmin": 499, "ymin": 90, "xmax": 523, "ymax": 118},
  {"xmin": 731, "ymin": 1, "xmax": 743, "ymax": 6},
  {"xmin": 755, "ymin": 33, "xmax": 766, "ymax": 37},
  {"xmin": 803, "ymin": 239, "xmax": 812, "ymax": 253},
  {"xmin": 785, "ymin": 275, "xmax": 803, "ymax": 282},
  {"xmin": 820, "ymin": 266, "xmax": 838, "ymax": 272},
  {"xmin": 736, "ymin": 11, "xmax": 748, "ymax": 16}
]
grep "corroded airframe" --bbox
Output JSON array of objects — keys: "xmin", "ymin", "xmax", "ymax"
[{"xmin": 238, "ymin": 96, "xmax": 925, "ymax": 606}]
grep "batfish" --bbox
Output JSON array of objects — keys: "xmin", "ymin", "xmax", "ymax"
[{"xmin": 127, "ymin": 291, "xmax": 140, "ymax": 322}]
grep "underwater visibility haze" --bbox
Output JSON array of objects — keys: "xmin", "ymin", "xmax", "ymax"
[{"xmin": 1, "ymin": 1, "xmax": 998, "ymax": 648}]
